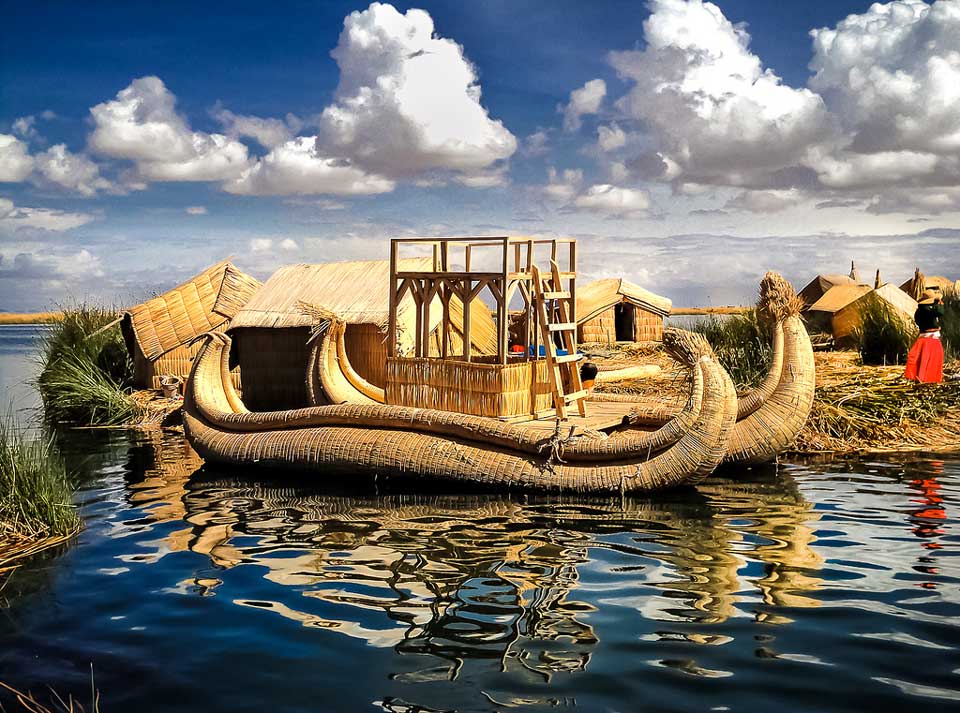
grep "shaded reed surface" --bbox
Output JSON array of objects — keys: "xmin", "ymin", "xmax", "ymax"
[{"xmin": 1, "ymin": 428, "xmax": 958, "ymax": 713}]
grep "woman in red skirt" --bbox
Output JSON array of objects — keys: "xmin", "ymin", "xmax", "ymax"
[{"xmin": 905, "ymin": 289, "xmax": 945, "ymax": 383}]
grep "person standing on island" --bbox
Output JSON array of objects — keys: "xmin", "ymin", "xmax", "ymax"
[{"xmin": 905, "ymin": 289, "xmax": 944, "ymax": 383}]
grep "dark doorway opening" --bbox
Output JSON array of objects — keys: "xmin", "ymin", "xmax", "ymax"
[{"xmin": 614, "ymin": 304, "xmax": 635, "ymax": 342}]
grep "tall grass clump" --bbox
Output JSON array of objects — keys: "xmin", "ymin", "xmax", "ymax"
[
  {"xmin": 855, "ymin": 298, "xmax": 916, "ymax": 366},
  {"xmin": 35, "ymin": 305, "xmax": 139, "ymax": 425},
  {"xmin": 941, "ymin": 293, "xmax": 960, "ymax": 361},
  {"xmin": 691, "ymin": 309, "xmax": 772, "ymax": 389},
  {"xmin": 0, "ymin": 419, "xmax": 80, "ymax": 571}
]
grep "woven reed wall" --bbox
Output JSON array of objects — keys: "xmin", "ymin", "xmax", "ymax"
[
  {"xmin": 133, "ymin": 340, "xmax": 241, "ymax": 391},
  {"xmin": 385, "ymin": 357, "xmax": 554, "ymax": 418},
  {"xmin": 634, "ymin": 309, "xmax": 664, "ymax": 342},
  {"xmin": 344, "ymin": 323, "xmax": 389, "ymax": 387},
  {"xmin": 234, "ymin": 327, "xmax": 311, "ymax": 410},
  {"xmin": 579, "ymin": 308, "xmax": 616, "ymax": 344},
  {"xmin": 578, "ymin": 305, "xmax": 663, "ymax": 343}
]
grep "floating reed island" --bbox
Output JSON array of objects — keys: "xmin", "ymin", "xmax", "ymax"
[{"xmin": 181, "ymin": 236, "xmax": 814, "ymax": 492}]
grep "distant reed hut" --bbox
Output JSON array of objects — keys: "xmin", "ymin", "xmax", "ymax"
[
  {"xmin": 834, "ymin": 283, "xmax": 918, "ymax": 345},
  {"xmin": 121, "ymin": 260, "xmax": 262, "ymax": 389},
  {"xmin": 575, "ymin": 278, "xmax": 672, "ymax": 343},
  {"xmin": 798, "ymin": 273, "xmax": 862, "ymax": 307},
  {"xmin": 228, "ymin": 258, "xmax": 498, "ymax": 410},
  {"xmin": 803, "ymin": 283, "xmax": 872, "ymax": 335}
]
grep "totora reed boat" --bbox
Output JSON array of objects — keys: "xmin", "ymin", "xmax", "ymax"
[{"xmin": 183, "ymin": 237, "xmax": 814, "ymax": 493}]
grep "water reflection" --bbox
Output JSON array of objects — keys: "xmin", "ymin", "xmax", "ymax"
[
  {"xmin": 113, "ymin": 433, "xmax": 829, "ymax": 678},
  {"xmin": 907, "ymin": 460, "xmax": 948, "ymax": 589}
]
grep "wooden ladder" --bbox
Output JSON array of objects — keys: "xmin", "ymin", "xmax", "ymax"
[{"xmin": 531, "ymin": 261, "xmax": 587, "ymax": 420}]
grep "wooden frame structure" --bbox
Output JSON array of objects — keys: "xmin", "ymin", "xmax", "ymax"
[{"xmin": 387, "ymin": 235, "xmax": 578, "ymax": 364}]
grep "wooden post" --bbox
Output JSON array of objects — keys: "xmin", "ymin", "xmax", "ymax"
[
  {"xmin": 569, "ymin": 240, "xmax": 578, "ymax": 351},
  {"xmin": 498, "ymin": 237, "xmax": 509, "ymax": 363},
  {"xmin": 388, "ymin": 240, "xmax": 398, "ymax": 357},
  {"xmin": 462, "ymin": 278, "xmax": 472, "ymax": 361}
]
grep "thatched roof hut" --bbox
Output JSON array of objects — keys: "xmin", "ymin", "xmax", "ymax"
[
  {"xmin": 229, "ymin": 258, "xmax": 497, "ymax": 410},
  {"xmin": 121, "ymin": 260, "xmax": 262, "ymax": 389},
  {"xmin": 833, "ymin": 283, "xmax": 918, "ymax": 345},
  {"xmin": 575, "ymin": 278, "xmax": 672, "ymax": 343},
  {"xmin": 798, "ymin": 274, "xmax": 860, "ymax": 306},
  {"xmin": 803, "ymin": 283, "xmax": 871, "ymax": 334}
]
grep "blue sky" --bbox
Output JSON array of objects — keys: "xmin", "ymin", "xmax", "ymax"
[{"xmin": 1, "ymin": 0, "xmax": 958, "ymax": 311}]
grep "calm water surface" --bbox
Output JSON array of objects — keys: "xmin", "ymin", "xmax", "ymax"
[{"xmin": 1, "ymin": 325, "xmax": 958, "ymax": 712}]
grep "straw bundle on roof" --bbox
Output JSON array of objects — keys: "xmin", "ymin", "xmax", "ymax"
[{"xmin": 121, "ymin": 260, "xmax": 261, "ymax": 389}]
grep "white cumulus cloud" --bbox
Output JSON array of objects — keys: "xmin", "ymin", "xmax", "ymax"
[
  {"xmin": 0, "ymin": 134, "xmax": 35, "ymax": 182},
  {"xmin": 807, "ymin": 0, "xmax": 960, "ymax": 193},
  {"xmin": 89, "ymin": 76, "xmax": 251, "ymax": 182},
  {"xmin": 725, "ymin": 188, "xmax": 806, "ymax": 213},
  {"xmin": 561, "ymin": 79, "xmax": 607, "ymax": 132},
  {"xmin": 34, "ymin": 144, "xmax": 115, "ymax": 196},
  {"xmin": 609, "ymin": 0, "xmax": 832, "ymax": 187},
  {"xmin": 317, "ymin": 2, "xmax": 516, "ymax": 179},
  {"xmin": 572, "ymin": 184, "xmax": 651, "ymax": 217},
  {"xmin": 225, "ymin": 137, "xmax": 394, "ymax": 196}
]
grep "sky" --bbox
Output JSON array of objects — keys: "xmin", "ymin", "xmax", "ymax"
[{"xmin": 1, "ymin": 0, "xmax": 959, "ymax": 311}]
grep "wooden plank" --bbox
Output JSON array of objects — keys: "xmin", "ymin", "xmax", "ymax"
[
  {"xmin": 548, "ymin": 322, "xmax": 576, "ymax": 332},
  {"xmin": 397, "ymin": 270, "xmax": 502, "ymax": 280},
  {"xmin": 563, "ymin": 389, "xmax": 588, "ymax": 402},
  {"xmin": 542, "ymin": 290, "xmax": 571, "ymax": 299},
  {"xmin": 554, "ymin": 353, "xmax": 582, "ymax": 364}
]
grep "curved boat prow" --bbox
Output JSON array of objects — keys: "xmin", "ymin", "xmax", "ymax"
[{"xmin": 723, "ymin": 272, "xmax": 815, "ymax": 464}]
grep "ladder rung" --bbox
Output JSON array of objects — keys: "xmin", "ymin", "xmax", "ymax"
[
  {"xmin": 541, "ymin": 290, "xmax": 571, "ymax": 299},
  {"xmin": 548, "ymin": 322, "xmax": 576, "ymax": 331},
  {"xmin": 554, "ymin": 353, "xmax": 582, "ymax": 364},
  {"xmin": 564, "ymin": 390, "xmax": 588, "ymax": 402}
]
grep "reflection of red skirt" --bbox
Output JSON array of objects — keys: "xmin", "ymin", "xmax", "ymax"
[{"xmin": 905, "ymin": 332, "xmax": 943, "ymax": 383}]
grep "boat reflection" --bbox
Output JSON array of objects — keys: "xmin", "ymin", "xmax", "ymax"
[{"xmin": 116, "ymin": 433, "xmax": 826, "ymax": 676}]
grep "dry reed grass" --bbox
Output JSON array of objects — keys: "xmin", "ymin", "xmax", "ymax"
[
  {"xmin": 793, "ymin": 353, "xmax": 960, "ymax": 453},
  {"xmin": 0, "ymin": 673, "xmax": 100, "ymax": 712}
]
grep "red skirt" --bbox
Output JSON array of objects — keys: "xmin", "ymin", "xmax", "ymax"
[{"xmin": 905, "ymin": 332, "xmax": 944, "ymax": 383}]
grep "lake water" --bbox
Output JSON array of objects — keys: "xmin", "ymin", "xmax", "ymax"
[{"xmin": 2, "ymin": 325, "xmax": 959, "ymax": 712}]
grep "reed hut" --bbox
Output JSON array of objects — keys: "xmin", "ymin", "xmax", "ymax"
[
  {"xmin": 832, "ymin": 283, "xmax": 918, "ymax": 345},
  {"xmin": 121, "ymin": 260, "xmax": 262, "ymax": 389},
  {"xmin": 803, "ymin": 283, "xmax": 871, "ymax": 334},
  {"xmin": 899, "ymin": 271, "xmax": 955, "ymax": 299},
  {"xmin": 575, "ymin": 278, "xmax": 672, "ymax": 343},
  {"xmin": 798, "ymin": 273, "xmax": 860, "ymax": 306},
  {"xmin": 228, "ymin": 258, "xmax": 497, "ymax": 410}
]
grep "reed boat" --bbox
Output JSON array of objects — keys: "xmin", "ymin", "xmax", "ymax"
[
  {"xmin": 183, "ymin": 326, "xmax": 737, "ymax": 493},
  {"xmin": 182, "ymin": 237, "xmax": 811, "ymax": 488},
  {"xmin": 183, "ymin": 236, "xmax": 752, "ymax": 492}
]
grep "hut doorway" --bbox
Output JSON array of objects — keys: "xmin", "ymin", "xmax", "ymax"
[{"xmin": 614, "ymin": 304, "xmax": 635, "ymax": 341}]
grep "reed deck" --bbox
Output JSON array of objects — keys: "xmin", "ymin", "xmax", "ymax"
[{"xmin": 505, "ymin": 400, "xmax": 643, "ymax": 435}]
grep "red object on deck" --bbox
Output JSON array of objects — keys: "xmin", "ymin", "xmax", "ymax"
[{"xmin": 904, "ymin": 333, "xmax": 944, "ymax": 383}]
